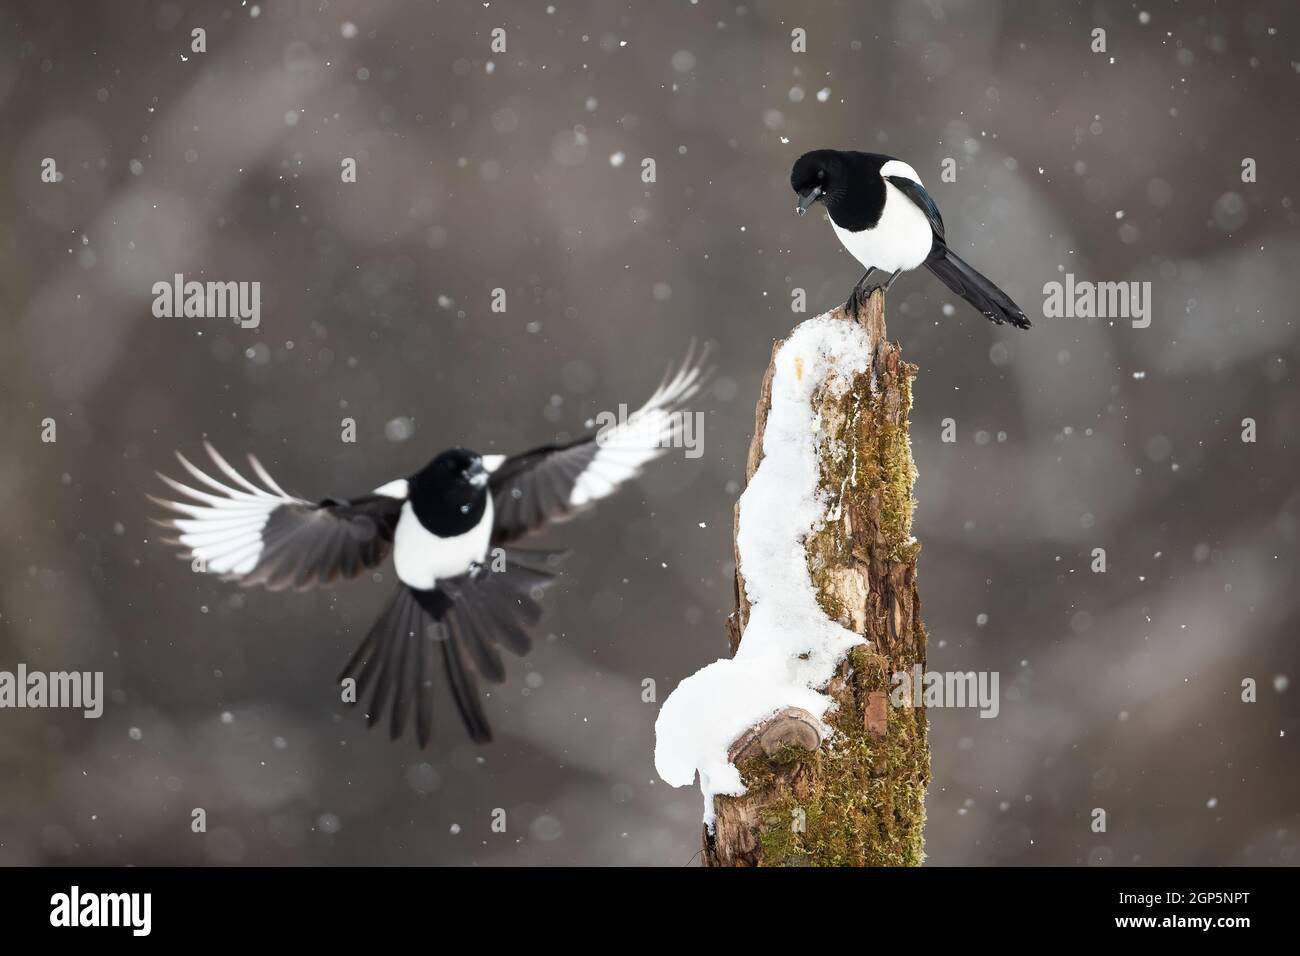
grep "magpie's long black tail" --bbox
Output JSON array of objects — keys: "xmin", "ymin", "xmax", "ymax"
[
  {"xmin": 338, "ymin": 548, "xmax": 565, "ymax": 747},
  {"xmin": 926, "ymin": 243, "xmax": 1031, "ymax": 329}
]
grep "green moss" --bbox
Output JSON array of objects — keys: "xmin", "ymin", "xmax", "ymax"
[
  {"xmin": 742, "ymin": 681, "xmax": 930, "ymax": 867},
  {"xmin": 876, "ymin": 371, "xmax": 918, "ymax": 556},
  {"xmin": 807, "ymin": 367, "xmax": 918, "ymax": 574}
]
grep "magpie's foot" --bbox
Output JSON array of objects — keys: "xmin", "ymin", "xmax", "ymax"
[{"xmin": 846, "ymin": 277, "xmax": 886, "ymax": 314}]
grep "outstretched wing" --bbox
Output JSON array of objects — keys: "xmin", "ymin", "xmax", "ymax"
[
  {"xmin": 489, "ymin": 343, "xmax": 710, "ymax": 545},
  {"xmin": 338, "ymin": 548, "xmax": 565, "ymax": 746},
  {"xmin": 150, "ymin": 442, "xmax": 403, "ymax": 590},
  {"xmin": 886, "ymin": 174, "xmax": 945, "ymax": 242}
]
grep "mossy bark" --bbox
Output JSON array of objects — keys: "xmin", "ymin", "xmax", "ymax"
[{"xmin": 706, "ymin": 290, "xmax": 930, "ymax": 867}]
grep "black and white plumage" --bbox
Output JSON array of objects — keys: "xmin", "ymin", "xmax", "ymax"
[
  {"xmin": 791, "ymin": 149, "xmax": 1031, "ymax": 329},
  {"xmin": 150, "ymin": 347, "xmax": 709, "ymax": 747}
]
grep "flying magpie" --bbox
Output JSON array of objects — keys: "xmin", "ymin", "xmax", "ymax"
[
  {"xmin": 149, "ymin": 346, "xmax": 709, "ymax": 747},
  {"xmin": 791, "ymin": 149, "xmax": 1031, "ymax": 328}
]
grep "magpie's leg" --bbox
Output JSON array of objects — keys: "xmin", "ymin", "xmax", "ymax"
[
  {"xmin": 882, "ymin": 269, "xmax": 903, "ymax": 293},
  {"xmin": 846, "ymin": 268, "xmax": 879, "ymax": 312},
  {"xmin": 855, "ymin": 267, "xmax": 879, "ymax": 292}
]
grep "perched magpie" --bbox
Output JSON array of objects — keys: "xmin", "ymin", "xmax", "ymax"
[
  {"xmin": 149, "ymin": 347, "xmax": 709, "ymax": 747},
  {"xmin": 791, "ymin": 149, "xmax": 1031, "ymax": 328}
]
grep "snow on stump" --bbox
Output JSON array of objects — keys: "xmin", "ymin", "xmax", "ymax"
[{"xmin": 654, "ymin": 290, "xmax": 930, "ymax": 866}]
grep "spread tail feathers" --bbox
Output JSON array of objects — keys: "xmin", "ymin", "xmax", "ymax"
[
  {"xmin": 926, "ymin": 245, "xmax": 1031, "ymax": 329},
  {"xmin": 338, "ymin": 548, "xmax": 566, "ymax": 747}
]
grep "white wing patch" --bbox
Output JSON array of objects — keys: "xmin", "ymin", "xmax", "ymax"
[
  {"xmin": 482, "ymin": 454, "xmax": 507, "ymax": 473},
  {"xmin": 571, "ymin": 348, "xmax": 707, "ymax": 508},
  {"xmin": 151, "ymin": 442, "xmax": 303, "ymax": 576},
  {"xmin": 373, "ymin": 478, "xmax": 409, "ymax": 499},
  {"xmin": 879, "ymin": 158, "xmax": 923, "ymax": 185}
]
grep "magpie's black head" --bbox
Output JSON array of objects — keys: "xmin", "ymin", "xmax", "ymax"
[
  {"xmin": 791, "ymin": 149, "xmax": 850, "ymax": 216},
  {"xmin": 409, "ymin": 447, "xmax": 489, "ymax": 531}
]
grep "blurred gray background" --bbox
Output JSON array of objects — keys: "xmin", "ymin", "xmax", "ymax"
[{"xmin": 1, "ymin": 0, "xmax": 1297, "ymax": 866}]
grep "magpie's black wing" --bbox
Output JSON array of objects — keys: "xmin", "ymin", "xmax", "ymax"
[
  {"xmin": 886, "ymin": 174, "xmax": 945, "ymax": 242},
  {"xmin": 150, "ymin": 442, "xmax": 403, "ymax": 590},
  {"xmin": 489, "ymin": 344, "xmax": 709, "ymax": 545},
  {"xmin": 337, "ymin": 548, "xmax": 565, "ymax": 746}
]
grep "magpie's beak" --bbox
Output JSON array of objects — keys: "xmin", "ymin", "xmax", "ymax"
[
  {"xmin": 795, "ymin": 186, "xmax": 822, "ymax": 216},
  {"xmin": 464, "ymin": 460, "xmax": 488, "ymax": 488}
]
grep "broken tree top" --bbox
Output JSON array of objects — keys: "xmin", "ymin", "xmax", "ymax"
[{"xmin": 654, "ymin": 311, "xmax": 882, "ymax": 826}]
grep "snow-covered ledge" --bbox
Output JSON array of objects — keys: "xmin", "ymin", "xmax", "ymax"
[
  {"xmin": 654, "ymin": 316, "xmax": 874, "ymax": 816},
  {"xmin": 654, "ymin": 291, "xmax": 931, "ymax": 867}
]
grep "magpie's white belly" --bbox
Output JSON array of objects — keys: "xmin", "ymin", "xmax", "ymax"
[
  {"xmin": 392, "ymin": 499, "xmax": 493, "ymax": 590},
  {"xmin": 831, "ymin": 183, "xmax": 934, "ymax": 275}
]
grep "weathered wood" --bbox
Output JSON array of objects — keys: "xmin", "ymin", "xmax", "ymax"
[{"xmin": 704, "ymin": 290, "xmax": 931, "ymax": 867}]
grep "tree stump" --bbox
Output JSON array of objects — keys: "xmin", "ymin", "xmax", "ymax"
[{"xmin": 705, "ymin": 290, "xmax": 931, "ymax": 867}]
